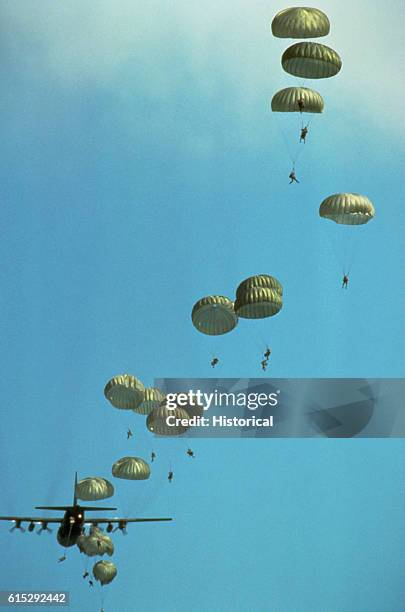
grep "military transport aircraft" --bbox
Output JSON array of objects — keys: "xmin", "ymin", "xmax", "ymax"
[{"xmin": 0, "ymin": 473, "xmax": 172, "ymax": 547}]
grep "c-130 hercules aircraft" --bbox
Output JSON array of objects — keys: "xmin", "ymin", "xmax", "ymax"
[{"xmin": 0, "ymin": 473, "xmax": 172, "ymax": 547}]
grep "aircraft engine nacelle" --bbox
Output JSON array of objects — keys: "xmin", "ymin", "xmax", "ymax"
[{"xmin": 57, "ymin": 526, "xmax": 77, "ymax": 547}]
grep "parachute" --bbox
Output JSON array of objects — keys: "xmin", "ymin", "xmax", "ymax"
[
  {"xmin": 75, "ymin": 477, "xmax": 114, "ymax": 502},
  {"xmin": 235, "ymin": 288, "xmax": 283, "ymax": 319},
  {"xmin": 112, "ymin": 456, "xmax": 151, "ymax": 480},
  {"xmin": 93, "ymin": 560, "xmax": 117, "ymax": 586},
  {"xmin": 282, "ymin": 42, "xmax": 342, "ymax": 79},
  {"xmin": 134, "ymin": 387, "xmax": 165, "ymax": 415},
  {"xmin": 160, "ymin": 392, "xmax": 203, "ymax": 419},
  {"xmin": 146, "ymin": 400, "xmax": 190, "ymax": 436},
  {"xmin": 271, "ymin": 87, "xmax": 324, "ymax": 113},
  {"xmin": 192, "ymin": 295, "xmax": 238, "ymax": 335},
  {"xmin": 77, "ymin": 528, "xmax": 114, "ymax": 557},
  {"xmin": 236, "ymin": 274, "xmax": 283, "ymax": 298},
  {"xmin": 271, "ymin": 86, "xmax": 323, "ymax": 169},
  {"xmin": 272, "ymin": 7, "xmax": 330, "ymax": 39},
  {"xmin": 235, "ymin": 275, "xmax": 283, "ymax": 319},
  {"xmin": 319, "ymin": 193, "xmax": 375, "ymax": 225},
  {"xmin": 183, "ymin": 400, "xmax": 204, "ymax": 419},
  {"xmin": 104, "ymin": 374, "xmax": 145, "ymax": 410}
]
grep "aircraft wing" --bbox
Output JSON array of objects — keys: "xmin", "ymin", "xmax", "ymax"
[
  {"xmin": 0, "ymin": 517, "xmax": 63, "ymax": 523},
  {"xmin": 84, "ymin": 517, "xmax": 173, "ymax": 524}
]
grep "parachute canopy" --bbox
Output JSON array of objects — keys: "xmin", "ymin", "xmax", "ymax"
[
  {"xmin": 147, "ymin": 400, "xmax": 190, "ymax": 436},
  {"xmin": 319, "ymin": 193, "xmax": 375, "ymax": 225},
  {"xmin": 134, "ymin": 387, "xmax": 165, "ymax": 415},
  {"xmin": 112, "ymin": 456, "xmax": 150, "ymax": 480},
  {"xmin": 183, "ymin": 399, "xmax": 204, "ymax": 419},
  {"xmin": 235, "ymin": 288, "xmax": 283, "ymax": 319},
  {"xmin": 158, "ymin": 392, "xmax": 204, "ymax": 419},
  {"xmin": 77, "ymin": 528, "xmax": 114, "ymax": 557},
  {"xmin": 104, "ymin": 374, "xmax": 145, "ymax": 410},
  {"xmin": 192, "ymin": 295, "xmax": 238, "ymax": 336},
  {"xmin": 272, "ymin": 7, "xmax": 330, "ymax": 39},
  {"xmin": 282, "ymin": 42, "xmax": 342, "ymax": 79},
  {"xmin": 93, "ymin": 560, "xmax": 117, "ymax": 586},
  {"xmin": 75, "ymin": 477, "xmax": 114, "ymax": 502},
  {"xmin": 236, "ymin": 275, "xmax": 283, "ymax": 298},
  {"xmin": 271, "ymin": 87, "xmax": 324, "ymax": 113}
]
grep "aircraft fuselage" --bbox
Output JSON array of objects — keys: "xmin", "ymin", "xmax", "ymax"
[{"xmin": 56, "ymin": 506, "xmax": 85, "ymax": 547}]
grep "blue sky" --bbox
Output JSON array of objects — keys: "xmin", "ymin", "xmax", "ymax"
[{"xmin": 0, "ymin": 2, "xmax": 404, "ymax": 611}]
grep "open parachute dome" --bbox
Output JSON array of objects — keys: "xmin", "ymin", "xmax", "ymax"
[
  {"xmin": 271, "ymin": 87, "xmax": 324, "ymax": 113},
  {"xmin": 235, "ymin": 275, "xmax": 283, "ymax": 319},
  {"xmin": 75, "ymin": 477, "xmax": 114, "ymax": 501},
  {"xmin": 282, "ymin": 42, "xmax": 342, "ymax": 79},
  {"xmin": 134, "ymin": 387, "xmax": 165, "ymax": 415},
  {"xmin": 235, "ymin": 288, "xmax": 283, "ymax": 319},
  {"xmin": 112, "ymin": 456, "xmax": 151, "ymax": 480},
  {"xmin": 93, "ymin": 560, "xmax": 117, "ymax": 586},
  {"xmin": 272, "ymin": 7, "xmax": 330, "ymax": 38},
  {"xmin": 192, "ymin": 295, "xmax": 238, "ymax": 335},
  {"xmin": 104, "ymin": 374, "xmax": 145, "ymax": 410},
  {"xmin": 77, "ymin": 529, "xmax": 114, "ymax": 557},
  {"xmin": 147, "ymin": 400, "xmax": 190, "ymax": 436},
  {"xmin": 319, "ymin": 193, "xmax": 375, "ymax": 225},
  {"xmin": 236, "ymin": 274, "xmax": 283, "ymax": 298}
]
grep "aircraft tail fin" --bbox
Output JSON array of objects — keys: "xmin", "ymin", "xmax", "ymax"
[{"xmin": 73, "ymin": 472, "xmax": 78, "ymax": 506}]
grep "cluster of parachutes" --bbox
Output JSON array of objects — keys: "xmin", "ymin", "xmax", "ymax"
[
  {"xmin": 77, "ymin": 526, "xmax": 114, "ymax": 558},
  {"xmin": 73, "ymin": 465, "xmax": 152, "ymax": 592},
  {"xmin": 270, "ymin": 8, "xmax": 375, "ymax": 264},
  {"xmin": 74, "ymin": 480, "xmax": 118, "ymax": 591},
  {"xmin": 270, "ymin": 7, "xmax": 342, "ymax": 174},
  {"xmin": 75, "ymin": 480, "xmax": 117, "ymax": 590},
  {"xmin": 76, "ymin": 458, "xmax": 151, "ymax": 500},
  {"xmin": 104, "ymin": 374, "xmax": 198, "ymax": 437},
  {"xmin": 192, "ymin": 274, "xmax": 283, "ymax": 337},
  {"xmin": 77, "ymin": 528, "xmax": 117, "ymax": 587},
  {"xmin": 70, "ymin": 376, "xmax": 202, "ymax": 600},
  {"xmin": 73, "ymin": 465, "xmax": 150, "ymax": 592}
]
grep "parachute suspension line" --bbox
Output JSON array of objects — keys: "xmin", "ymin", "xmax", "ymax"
[
  {"xmin": 291, "ymin": 143, "xmax": 306, "ymax": 167},
  {"xmin": 325, "ymin": 229, "xmax": 359, "ymax": 279},
  {"xmin": 298, "ymin": 111, "xmax": 304, "ymax": 131},
  {"xmin": 274, "ymin": 113, "xmax": 296, "ymax": 165},
  {"xmin": 273, "ymin": 111, "xmax": 306, "ymax": 168},
  {"xmin": 255, "ymin": 332, "xmax": 270, "ymax": 355},
  {"xmin": 116, "ymin": 485, "xmax": 130, "ymax": 521},
  {"xmin": 95, "ymin": 581, "xmax": 104, "ymax": 612},
  {"xmin": 83, "ymin": 552, "xmax": 89, "ymax": 574},
  {"xmin": 61, "ymin": 521, "xmax": 74, "ymax": 560},
  {"xmin": 100, "ymin": 586, "xmax": 105, "ymax": 611},
  {"xmin": 343, "ymin": 230, "xmax": 359, "ymax": 275},
  {"xmin": 78, "ymin": 539, "xmax": 90, "ymax": 575},
  {"xmin": 344, "ymin": 238, "xmax": 358, "ymax": 276}
]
